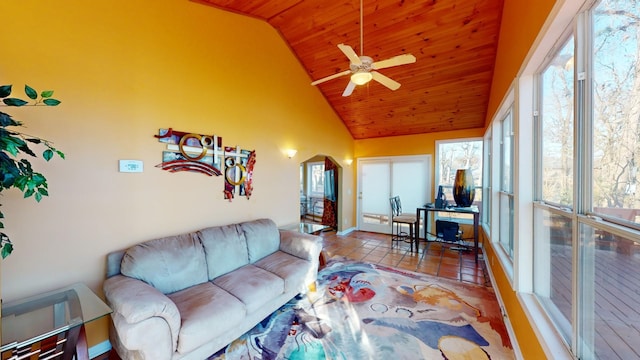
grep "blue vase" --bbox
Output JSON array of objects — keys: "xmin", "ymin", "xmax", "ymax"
[{"xmin": 453, "ymin": 169, "xmax": 475, "ymax": 207}]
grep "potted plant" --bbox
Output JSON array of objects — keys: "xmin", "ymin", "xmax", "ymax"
[{"xmin": 0, "ymin": 84, "xmax": 64, "ymax": 258}]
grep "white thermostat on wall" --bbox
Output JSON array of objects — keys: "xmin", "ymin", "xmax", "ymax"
[{"xmin": 119, "ymin": 160, "xmax": 144, "ymax": 173}]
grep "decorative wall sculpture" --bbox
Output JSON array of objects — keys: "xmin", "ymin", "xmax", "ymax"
[{"xmin": 154, "ymin": 128, "xmax": 256, "ymax": 201}]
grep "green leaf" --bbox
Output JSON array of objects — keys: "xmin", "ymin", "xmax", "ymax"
[
  {"xmin": 5, "ymin": 142, "xmax": 18, "ymax": 156},
  {"xmin": 0, "ymin": 85, "xmax": 12, "ymax": 98},
  {"xmin": 25, "ymin": 138, "xmax": 42, "ymax": 144},
  {"xmin": 25, "ymin": 85, "xmax": 37, "ymax": 100},
  {"xmin": 38, "ymin": 188, "xmax": 49, "ymax": 196},
  {"xmin": 14, "ymin": 176, "xmax": 27, "ymax": 191},
  {"xmin": 41, "ymin": 90, "xmax": 54, "ymax": 98},
  {"xmin": 57, "ymin": 150, "xmax": 65, "ymax": 159},
  {"xmin": 24, "ymin": 189, "xmax": 34, "ymax": 198},
  {"xmin": 0, "ymin": 112, "xmax": 19, "ymax": 127},
  {"xmin": 18, "ymin": 143, "xmax": 36, "ymax": 157},
  {"xmin": 43, "ymin": 149, "xmax": 54, "ymax": 161},
  {"xmin": 32, "ymin": 173, "xmax": 46, "ymax": 185},
  {"xmin": 3, "ymin": 98, "xmax": 28, "ymax": 107},
  {"xmin": 1, "ymin": 242, "xmax": 13, "ymax": 259},
  {"xmin": 43, "ymin": 98, "xmax": 61, "ymax": 106},
  {"xmin": 35, "ymin": 192, "xmax": 42, "ymax": 202}
]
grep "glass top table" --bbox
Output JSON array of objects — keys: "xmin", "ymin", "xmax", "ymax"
[{"xmin": 2, "ymin": 283, "xmax": 112, "ymax": 360}]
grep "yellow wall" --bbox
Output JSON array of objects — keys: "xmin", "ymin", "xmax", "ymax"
[
  {"xmin": 0, "ymin": 0, "xmax": 353, "ymax": 348},
  {"xmin": 483, "ymin": 0, "xmax": 556, "ymax": 358}
]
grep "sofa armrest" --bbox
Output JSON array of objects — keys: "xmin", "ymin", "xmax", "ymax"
[
  {"xmin": 104, "ymin": 275, "xmax": 181, "ymax": 354},
  {"xmin": 279, "ymin": 230, "xmax": 323, "ymax": 261}
]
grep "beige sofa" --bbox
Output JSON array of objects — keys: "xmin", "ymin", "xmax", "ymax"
[{"xmin": 103, "ymin": 219, "xmax": 323, "ymax": 360}]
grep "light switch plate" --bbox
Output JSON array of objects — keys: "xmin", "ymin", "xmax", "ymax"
[{"xmin": 119, "ymin": 160, "xmax": 144, "ymax": 173}]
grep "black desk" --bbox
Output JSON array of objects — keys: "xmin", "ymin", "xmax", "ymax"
[{"xmin": 416, "ymin": 205, "xmax": 480, "ymax": 263}]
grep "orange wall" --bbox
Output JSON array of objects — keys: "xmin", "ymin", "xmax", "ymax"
[
  {"xmin": 353, "ymin": 129, "xmax": 484, "ymax": 225},
  {"xmin": 0, "ymin": 0, "xmax": 354, "ymax": 347},
  {"xmin": 485, "ymin": 0, "xmax": 557, "ymax": 126},
  {"xmin": 483, "ymin": 0, "xmax": 556, "ymax": 358}
]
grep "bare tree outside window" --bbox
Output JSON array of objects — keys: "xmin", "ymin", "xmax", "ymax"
[
  {"xmin": 541, "ymin": 37, "xmax": 575, "ymax": 207},
  {"xmin": 592, "ymin": 0, "xmax": 640, "ymax": 224},
  {"xmin": 437, "ymin": 140, "xmax": 483, "ymax": 207}
]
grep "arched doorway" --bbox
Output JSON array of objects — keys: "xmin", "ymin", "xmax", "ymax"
[{"xmin": 300, "ymin": 155, "xmax": 340, "ymax": 231}]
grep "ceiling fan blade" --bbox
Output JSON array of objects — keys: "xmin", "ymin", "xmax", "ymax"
[
  {"xmin": 372, "ymin": 54, "xmax": 416, "ymax": 70},
  {"xmin": 342, "ymin": 81, "xmax": 356, "ymax": 97},
  {"xmin": 371, "ymin": 71, "xmax": 401, "ymax": 90},
  {"xmin": 311, "ymin": 70, "xmax": 352, "ymax": 86},
  {"xmin": 337, "ymin": 43, "xmax": 362, "ymax": 65}
]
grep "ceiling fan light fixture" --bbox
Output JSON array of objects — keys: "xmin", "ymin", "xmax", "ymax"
[{"xmin": 351, "ymin": 71, "xmax": 372, "ymax": 85}]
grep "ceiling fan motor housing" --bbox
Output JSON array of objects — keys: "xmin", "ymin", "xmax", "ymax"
[{"xmin": 350, "ymin": 56, "xmax": 373, "ymax": 73}]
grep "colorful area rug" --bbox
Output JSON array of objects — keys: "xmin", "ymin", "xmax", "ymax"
[{"xmin": 209, "ymin": 258, "xmax": 514, "ymax": 359}]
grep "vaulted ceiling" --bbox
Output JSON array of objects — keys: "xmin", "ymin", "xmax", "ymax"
[{"xmin": 195, "ymin": 0, "xmax": 504, "ymax": 139}]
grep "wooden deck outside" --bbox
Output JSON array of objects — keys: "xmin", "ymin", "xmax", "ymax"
[{"xmin": 549, "ymin": 237, "xmax": 640, "ymax": 359}]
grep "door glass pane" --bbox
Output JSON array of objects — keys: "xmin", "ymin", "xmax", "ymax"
[
  {"xmin": 392, "ymin": 161, "xmax": 426, "ymax": 213},
  {"xmin": 540, "ymin": 36, "xmax": 574, "ymax": 207},
  {"xmin": 361, "ymin": 162, "xmax": 391, "ymax": 225},
  {"xmin": 578, "ymin": 222, "xmax": 640, "ymax": 359},
  {"xmin": 534, "ymin": 207, "xmax": 573, "ymax": 344},
  {"xmin": 592, "ymin": 0, "xmax": 640, "ymax": 225}
]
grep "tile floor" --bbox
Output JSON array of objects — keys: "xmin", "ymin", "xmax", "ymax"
[{"xmin": 317, "ymin": 229, "xmax": 491, "ymax": 287}]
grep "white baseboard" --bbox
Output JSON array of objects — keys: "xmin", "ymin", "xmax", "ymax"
[
  {"xmin": 337, "ymin": 227, "xmax": 356, "ymax": 236},
  {"xmin": 483, "ymin": 256, "xmax": 524, "ymax": 360},
  {"xmin": 89, "ymin": 340, "xmax": 112, "ymax": 359}
]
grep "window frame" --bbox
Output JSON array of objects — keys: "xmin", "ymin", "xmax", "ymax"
[{"xmin": 434, "ymin": 138, "xmax": 484, "ymax": 224}]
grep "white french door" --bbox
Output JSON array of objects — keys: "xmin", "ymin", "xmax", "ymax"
[{"xmin": 357, "ymin": 155, "xmax": 431, "ymax": 233}]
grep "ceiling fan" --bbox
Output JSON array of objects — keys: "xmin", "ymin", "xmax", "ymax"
[{"xmin": 310, "ymin": 0, "xmax": 417, "ymax": 97}]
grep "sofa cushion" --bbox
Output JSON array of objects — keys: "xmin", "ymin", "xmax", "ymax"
[
  {"xmin": 213, "ymin": 264, "xmax": 284, "ymax": 313},
  {"xmin": 198, "ymin": 224, "xmax": 249, "ymax": 279},
  {"xmin": 241, "ymin": 219, "xmax": 280, "ymax": 263},
  {"xmin": 121, "ymin": 232, "xmax": 208, "ymax": 294},
  {"xmin": 254, "ymin": 251, "xmax": 314, "ymax": 293},
  {"xmin": 167, "ymin": 282, "xmax": 246, "ymax": 354}
]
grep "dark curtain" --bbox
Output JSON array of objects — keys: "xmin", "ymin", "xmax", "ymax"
[{"xmin": 321, "ymin": 157, "xmax": 338, "ymax": 228}]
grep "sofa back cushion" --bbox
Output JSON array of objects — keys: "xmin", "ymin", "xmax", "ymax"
[
  {"xmin": 241, "ymin": 219, "xmax": 280, "ymax": 263},
  {"xmin": 121, "ymin": 232, "xmax": 208, "ymax": 294},
  {"xmin": 198, "ymin": 224, "xmax": 249, "ymax": 279}
]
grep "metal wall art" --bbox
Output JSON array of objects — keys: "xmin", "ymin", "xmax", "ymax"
[{"xmin": 154, "ymin": 128, "xmax": 256, "ymax": 201}]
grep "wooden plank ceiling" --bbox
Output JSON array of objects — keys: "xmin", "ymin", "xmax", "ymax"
[{"xmin": 195, "ymin": 0, "xmax": 504, "ymax": 139}]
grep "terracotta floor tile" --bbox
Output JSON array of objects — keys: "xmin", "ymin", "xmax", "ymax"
[
  {"xmin": 396, "ymin": 262, "xmax": 418, "ymax": 271},
  {"xmin": 362, "ymin": 254, "xmax": 385, "ymax": 263},
  {"xmin": 440, "ymin": 256, "xmax": 461, "ymax": 266},
  {"xmin": 312, "ymin": 227, "xmax": 489, "ymax": 287}
]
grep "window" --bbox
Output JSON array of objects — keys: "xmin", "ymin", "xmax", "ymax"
[
  {"xmin": 529, "ymin": 1, "xmax": 640, "ymax": 358},
  {"xmin": 483, "ymin": 131, "xmax": 492, "ymax": 231},
  {"xmin": 540, "ymin": 37, "xmax": 575, "ymax": 208},
  {"xmin": 534, "ymin": 34, "xmax": 575, "ymax": 346},
  {"xmin": 591, "ymin": 0, "xmax": 640, "ymax": 227},
  {"xmin": 499, "ymin": 109, "xmax": 514, "ymax": 258},
  {"xmin": 307, "ymin": 162, "xmax": 325, "ymax": 197},
  {"xmin": 435, "ymin": 139, "xmax": 483, "ymax": 212}
]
